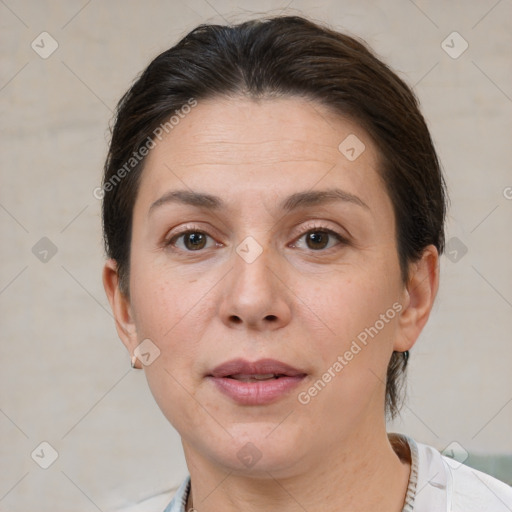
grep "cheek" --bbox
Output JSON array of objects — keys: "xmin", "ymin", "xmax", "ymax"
[
  {"xmin": 129, "ymin": 262, "xmax": 220, "ymax": 378},
  {"xmin": 130, "ymin": 262, "xmax": 201, "ymax": 339},
  {"xmin": 293, "ymin": 268, "xmax": 402, "ymax": 419},
  {"xmin": 295, "ymin": 277, "xmax": 401, "ymax": 425},
  {"xmin": 130, "ymin": 270, "xmax": 214, "ymax": 432},
  {"xmin": 143, "ymin": 362, "xmax": 215, "ymax": 439},
  {"xmin": 294, "ymin": 267, "xmax": 400, "ymax": 355}
]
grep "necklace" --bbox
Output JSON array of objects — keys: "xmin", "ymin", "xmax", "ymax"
[{"xmin": 186, "ymin": 486, "xmax": 193, "ymax": 511}]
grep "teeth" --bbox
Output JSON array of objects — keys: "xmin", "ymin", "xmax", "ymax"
[{"xmin": 229, "ymin": 373, "xmax": 279, "ymax": 382}]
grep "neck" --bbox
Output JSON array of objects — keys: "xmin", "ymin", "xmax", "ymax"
[{"xmin": 183, "ymin": 425, "xmax": 411, "ymax": 512}]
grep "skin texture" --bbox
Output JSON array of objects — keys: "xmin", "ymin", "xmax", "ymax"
[{"xmin": 103, "ymin": 96, "xmax": 439, "ymax": 512}]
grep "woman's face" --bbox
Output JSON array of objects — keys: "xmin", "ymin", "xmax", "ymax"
[{"xmin": 109, "ymin": 96, "xmax": 427, "ymax": 476}]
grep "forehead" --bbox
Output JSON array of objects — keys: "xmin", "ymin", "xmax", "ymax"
[{"xmin": 135, "ymin": 96, "xmax": 385, "ymax": 212}]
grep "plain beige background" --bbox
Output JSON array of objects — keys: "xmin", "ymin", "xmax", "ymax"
[{"xmin": 1, "ymin": 0, "xmax": 511, "ymax": 510}]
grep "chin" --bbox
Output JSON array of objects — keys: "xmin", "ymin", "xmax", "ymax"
[{"xmin": 205, "ymin": 423, "xmax": 307, "ymax": 476}]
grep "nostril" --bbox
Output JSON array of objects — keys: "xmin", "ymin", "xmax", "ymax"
[
  {"xmin": 265, "ymin": 315, "xmax": 277, "ymax": 321},
  {"xmin": 229, "ymin": 315, "xmax": 242, "ymax": 324}
]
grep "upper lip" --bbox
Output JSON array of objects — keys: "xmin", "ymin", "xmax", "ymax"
[{"xmin": 208, "ymin": 358, "xmax": 307, "ymax": 378}]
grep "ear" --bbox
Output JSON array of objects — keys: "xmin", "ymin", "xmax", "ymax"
[
  {"xmin": 394, "ymin": 245, "xmax": 440, "ymax": 352},
  {"xmin": 102, "ymin": 259, "xmax": 141, "ymax": 368}
]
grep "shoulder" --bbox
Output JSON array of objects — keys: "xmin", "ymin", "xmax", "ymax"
[
  {"xmin": 412, "ymin": 437, "xmax": 512, "ymax": 512},
  {"xmin": 449, "ymin": 460, "xmax": 512, "ymax": 511},
  {"xmin": 106, "ymin": 491, "xmax": 176, "ymax": 512},
  {"xmin": 105, "ymin": 478, "xmax": 188, "ymax": 512}
]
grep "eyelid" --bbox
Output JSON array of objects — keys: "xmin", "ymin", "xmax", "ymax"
[
  {"xmin": 164, "ymin": 223, "xmax": 220, "ymax": 247},
  {"xmin": 288, "ymin": 228, "xmax": 348, "ymax": 254},
  {"xmin": 291, "ymin": 221, "xmax": 350, "ymax": 242}
]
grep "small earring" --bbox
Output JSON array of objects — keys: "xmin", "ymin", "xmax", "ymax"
[{"xmin": 131, "ymin": 355, "xmax": 139, "ymax": 369}]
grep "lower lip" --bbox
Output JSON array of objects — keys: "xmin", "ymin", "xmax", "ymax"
[{"xmin": 208, "ymin": 375, "xmax": 306, "ymax": 405}]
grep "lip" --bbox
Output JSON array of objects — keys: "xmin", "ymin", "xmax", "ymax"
[{"xmin": 207, "ymin": 358, "xmax": 307, "ymax": 405}]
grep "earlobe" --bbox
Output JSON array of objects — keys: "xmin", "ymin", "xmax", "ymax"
[
  {"xmin": 394, "ymin": 246, "xmax": 440, "ymax": 352},
  {"xmin": 102, "ymin": 259, "xmax": 140, "ymax": 365}
]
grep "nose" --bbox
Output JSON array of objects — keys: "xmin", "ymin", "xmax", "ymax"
[{"xmin": 218, "ymin": 243, "xmax": 292, "ymax": 331}]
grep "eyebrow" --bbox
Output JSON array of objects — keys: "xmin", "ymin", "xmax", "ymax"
[{"xmin": 148, "ymin": 187, "xmax": 369, "ymax": 216}]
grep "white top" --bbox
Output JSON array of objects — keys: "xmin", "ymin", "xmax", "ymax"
[{"xmin": 113, "ymin": 434, "xmax": 512, "ymax": 511}]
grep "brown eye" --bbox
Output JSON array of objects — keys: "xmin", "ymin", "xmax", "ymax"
[
  {"xmin": 183, "ymin": 232, "xmax": 207, "ymax": 250},
  {"xmin": 167, "ymin": 230, "xmax": 215, "ymax": 251},
  {"xmin": 293, "ymin": 228, "xmax": 345, "ymax": 252},
  {"xmin": 305, "ymin": 231, "xmax": 330, "ymax": 250}
]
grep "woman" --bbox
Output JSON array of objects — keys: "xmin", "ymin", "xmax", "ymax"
[{"xmin": 101, "ymin": 15, "xmax": 512, "ymax": 512}]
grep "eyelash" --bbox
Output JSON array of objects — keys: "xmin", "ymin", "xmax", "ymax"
[
  {"xmin": 292, "ymin": 223, "xmax": 348, "ymax": 251},
  {"xmin": 164, "ymin": 222, "xmax": 348, "ymax": 253}
]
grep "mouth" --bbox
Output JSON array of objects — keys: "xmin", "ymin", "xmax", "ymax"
[
  {"xmin": 209, "ymin": 358, "xmax": 307, "ymax": 378},
  {"xmin": 224, "ymin": 373, "xmax": 286, "ymax": 382},
  {"xmin": 207, "ymin": 358, "xmax": 307, "ymax": 405}
]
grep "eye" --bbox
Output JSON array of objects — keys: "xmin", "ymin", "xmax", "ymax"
[
  {"xmin": 292, "ymin": 226, "xmax": 346, "ymax": 251},
  {"xmin": 166, "ymin": 230, "xmax": 217, "ymax": 251},
  {"xmin": 165, "ymin": 224, "xmax": 346, "ymax": 253}
]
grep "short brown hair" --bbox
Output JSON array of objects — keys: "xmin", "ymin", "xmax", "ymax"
[{"xmin": 102, "ymin": 15, "xmax": 447, "ymax": 419}]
